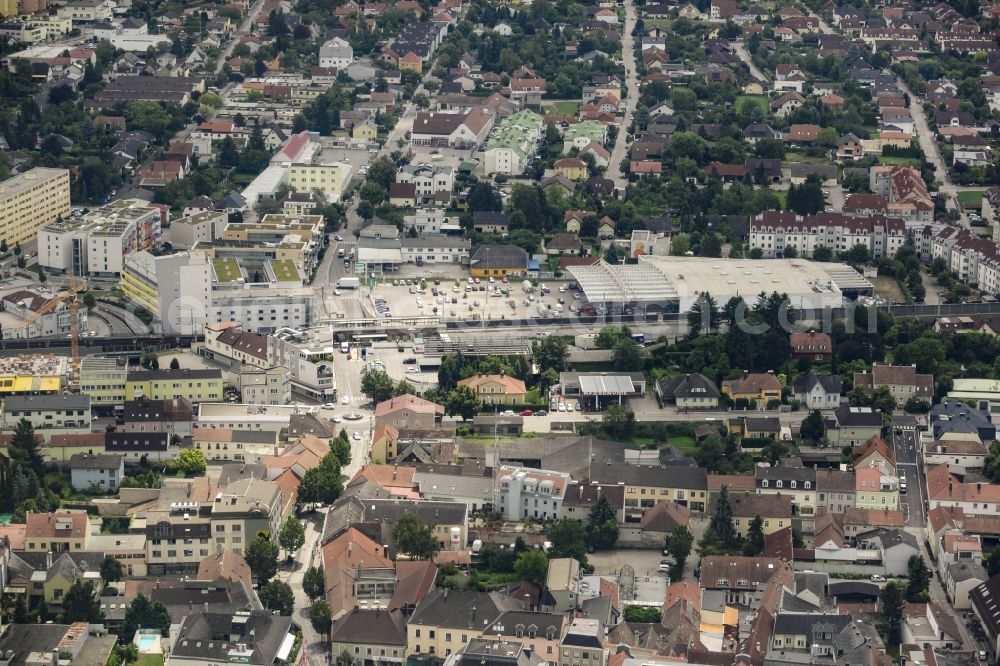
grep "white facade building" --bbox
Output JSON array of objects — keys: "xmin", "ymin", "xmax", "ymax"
[{"xmin": 496, "ymin": 465, "xmax": 570, "ymax": 522}]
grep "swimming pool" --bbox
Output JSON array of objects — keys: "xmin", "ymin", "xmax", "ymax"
[{"xmin": 136, "ymin": 634, "xmax": 159, "ymax": 652}]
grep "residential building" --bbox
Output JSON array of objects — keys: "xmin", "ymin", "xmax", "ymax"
[
  {"xmin": 410, "ymin": 109, "xmax": 494, "ymax": 149},
  {"xmin": 927, "ymin": 464, "xmax": 1000, "ymax": 516},
  {"xmin": 827, "ymin": 405, "xmax": 883, "ymax": 447},
  {"xmin": 655, "ymin": 373, "xmax": 721, "ymax": 410},
  {"xmin": 560, "ymin": 619, "xmax": 606, "ymax": 666},
  {"xmin": 458, "ymin": 374, "xmax": 527, "ymax": 405},
  {"xmin": 972, "ymin": 575, "xmax": 1000, "ymax": 659},
  {"xmin": 286, "ymin": 162, "xmax": 351, "ymax": 202},
  {"xmin": 755, "ymin": 465, "xmax": 816, "ymax": 519},
  {"xmin": 481, "ymin": 612, "xmax": 566, "ymax": 666},
  {"xmin": 121, "ymin": 396, "xmax": 194, "ymax": 438},
  {"xmin": 856, "ymin": 527, "xmax": 919, "ymax": 575},
  {"xmin": 815, "ymin": 468, "xmax": 856, "ymax": 515},
  {"xmin": 546, "ymin": 557, "xmax": 580, "ymax": 612},
  {"xmin": 870, "ymin": 165, "xmax": 934, "ymax": 226},
  {"xmin": 375, "ymin": 394, "xmax": 444, "ymax": 430},
  {"xmin": 211, "ymin": 477, "xmax": 285, "ymax": 551},
  {"xmin": 790, "ymin": 331, "xmax": 832, "ymax": 361},
  {"xmin": 121, "ymin": 250, "xmax": 211, "ymax": 335},
  {"xmin": 0, "ymin": 168, "xmax": 71, "ymax": 247},
  {"xmin": 79, "ymin": 357, "xmax": 128, "ymax": 408},
  {"xmin": 791, "ymin": 373, "xmax": 842, "ymax": 410},
  {"xmin": 171, "ymin": 210, "xmax": 227, "ymax": 249},
  {"xmin": 853, "ymin": 363, "xmax": 934, "ymax": 406},
  {"xmin": 484, "ymin": 110, "xmax": 544, "ymax": 176},
  {"xmin": 194, "ymin": 427, "xmax": 281, "ymax": 463},
  {"xmin": 203, "ymin": 322, "xmax": 269, "ymax": 369},
  {"xmin": 169, "ymin": 612, "xmax": 293, "ymax": 666},
  {"xmin": 0, "ymin": 289, "xmax": 88, "ymax": 340},
  {"xmin": 397, "ymin": 163, "xmax": 455, "ymax": 199},
  {"xmin": 444, "ymin": 639, "xmax": 547, "ymax": 666},
  {"xmin": 68, "ymin": 452, "xmax": 124, "ymax": 491},
  {"xmin": 319, "ymin": 36, "xmax": 353, "ymax": 69},
  {"xmin": 721, "ymin": 372, "xmax": 783, "ymax": 405},
  {"xmin": 0, "ymin": 624, "xmax": 116, "ymax": 666},
  {"xmin": 39, "ymin": 199, "xmax": 159, "ymax": 276},
  {"xmin": 720, "ymin": 491, "xmax": 793, "ymax": 536},
  {"xmin": 330, "ymin": 609, "xmax": 408, "ymax": 665},
  {"xmin": 589, "ymin": 462, "xmax": 708, "ymax": 516},
  {"xmin": 406, "ymin": 589, "xmax": 514, "ymax": 657},
  {"xmin": 125, "ymin": 368, "xmax": 223, "ymax": 404},
  {"xmin": 930, "ymin": 402, "xmax": 997, "ymax": 441},
  {"xmin": 23, "ymin": 511, "xmax": 89, "ymax": 552},
  {"xmin": 748, "ymin": 211, "xmax": 906, "ymax": 259},
  {"xmin": 496, "ymin": 466, "xmax": 570, "ymax": 521},
  {"xmin": 2, "ymin": 394, "xmax": 90, "ymax": 437},
  {"xmin": 855, "ymin": 462, "xmax": 899, "ymax": 510}
]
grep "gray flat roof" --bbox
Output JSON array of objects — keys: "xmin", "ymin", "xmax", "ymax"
[
  {"xmin": 578, "ymin": 374, "xmax": 636, "ymax": 395},
  {"xmin": 566, "ymin": 260, "xmax": 678, "ymax": 304}
]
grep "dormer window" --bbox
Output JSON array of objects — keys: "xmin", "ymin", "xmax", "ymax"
[
  {"xmin": 804, "ymin": 481, "xmax": 811, "ymax": 490},
  {"xmin": 716, "ymin": 578, "xmax": 729, "ymax": 587},
  {"xmin": 761, "ymin": 480, "xmax": 769, "ymax": 488},
  {"xmin": 790, "ymin": 481, "xmax": 797, "ymax": 489},
  {"xmin": 776, "ymin": 480, "xmax": 783, "ymax": 489}
]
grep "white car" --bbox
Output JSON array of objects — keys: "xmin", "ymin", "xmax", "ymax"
[
  {"xmin": 332, "ymin": 416, "xmax": 342, "ymax": 423},
  {"xmin": 341, "ymin": 396, "xmax": 350, "ymax": 405},
  {"xmin": 870, "ymin": 574, "xmax": 886, "ymax": 583},
  {"xmin": 322, "ymin": 402, "xmax": 335, "ymax": 409},
  {"xmin": 352, "ymin": 432, "xmax": 362, "ymax": 441},
  {"xmin": 334, "ymin": 289, "xmax": 341, "ymax": 296}
]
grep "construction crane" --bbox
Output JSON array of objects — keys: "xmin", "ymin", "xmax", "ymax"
[{"xmin": 16, "ymin": 269, "xmax": 83, "ymax": 390}]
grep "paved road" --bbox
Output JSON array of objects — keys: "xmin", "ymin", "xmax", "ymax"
[
  {"xmin": 733, "ymin": 42, "xmax": 767, "ymax": 83},
  {"xmin": 215, "ymin": 0, "xmax": 265, "ymax": 75},
  {"xmin": 277, "ymin": 512, "xmax": 327, "ymax": 665},
  {"xmin": 892, "ymin": 425, "xmax": 925, "ymax": 528},
  {"xmin": 608, "ymin": 0, "xmax": 638, "ymax": 191}
]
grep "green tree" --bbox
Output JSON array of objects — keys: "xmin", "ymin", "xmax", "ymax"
[
  {"xmin": 514, "ymin": 549, "xmax": 549, "ymax": 586},
  {"xmin": 174, "ymin": 449, "xmax": 206, "ymax": 475},
  {"xmin": 62, "ymin": 580, "xmax": 103, "ymax": 623},
  {"xmin": 706, "ymin": 485, "xmax": 739, "ymax": 551},
  {"xmin": 799, "ymin": 409, "xmax": 826, "ymax": 443},
  {"xmin": 309, "ymin": 601, "xmax": 332, "ymax": 636},
  {"xmin": 259, "ymin": 580, "xmax": 295, "ymax": 615},
  {"xmin": 330, "ymin": 431, "xmax": 352, "ymax": 467},
  {"xmin": 743, "ymin": 516, "xmax": 765, "ymax": 556},
  {"xmin": 906, "ymin": 554, "xmax": 930, "ymax": 602},
  {"xmin": 169, "ymin": 357, "xmax": 181, "ymax": 370},
  {"xmin": 445, "ymin": 385, "xmax": 480, "ymax": 421},
  {"xmin": 10, "ymin": 418, "xmax": 42, "ymax": 474},
  {"xmin": 612, "ymin": 338, "xmax": 644, "ymax": 371},
  {"xmin": 666, "ymin": 525, "xmax": 694, "ymax": 582},
  {"xmin": 298, "ymin": 453, "xmax": 343, "ymax": 505},
  {"xmin": 360, "ymin": 368, "xmax": 396, "ymax": 404},
  {"xmin": 880, "ymin": 581, "xmax": 906, "ymax": 645},
  {"xmin": 594, "ymin": 325, "xmax": 632, "ymax": 349},
  {"xmin": 533, "ymin": 337, "xmax": 569, "ymax": 372},
  {"xmin": 392, "ymin": 513, "xmax": 439, "ymax": 559},
  {"xmin": 278, "ymin": 517, "xmax": 306, "ymax": 559},
  {"xmin": 587, "ymin": 495, "xmax": 619, "ymax": 550},
  {"xmin": 82, "ymin": 292, "xmax": 96, "ymax": 310},
  {"xmin": 688, "ymin": 292, "xmax": 721, "ymax": 336},
  {"xmin": 602, "ymin": 406, "xmax": 636, "ymax": 439},
  {"xmin": 623, "ymin": 606, "xmax": 662, "ymax": 623},
  {"xmin": 100, "ymin": 555, "xmax": 124, "ymax": 584},
  {"xmin": 303, "ymin": 566, "xmax": 326, "ymax": 601},
  {"xmin": 245, "ymin": 535, "xmax": 280, "ymax": 584},
  {"xmin": 547, "ymin": 519, "xmax": 588, "ymax": 563}
]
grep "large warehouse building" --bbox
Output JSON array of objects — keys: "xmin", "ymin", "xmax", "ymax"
[{"xmin": 567, "ymin": 257, "xmax": 873, "ymax": 313}]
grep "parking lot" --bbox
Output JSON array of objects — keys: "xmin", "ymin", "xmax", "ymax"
[{"xmin": 359, "ymin": 278, "xmax": 595, "ymax": 321}]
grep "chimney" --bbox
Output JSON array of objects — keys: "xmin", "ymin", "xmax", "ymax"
[{"xmin": 978, "ymin": 483, "xmax": 983, "ymax": 493}]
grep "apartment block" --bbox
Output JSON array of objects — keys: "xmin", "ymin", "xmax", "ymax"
[
  {"xmin": 266, "ymin": 327, "xmax": 336, "ymax": 401},
  {"xmin": 0, "ymin": 168, "xmax": 71, "ymax": 247},
  {"xmin": 286, "ymin": 163, "xmax": 351, "ymax": 203},
  {"xmin": 749, "ymin": 211, "xmax": 906, "ymax": 259},
  {"xmin": 121, "ymin": 250, "xmax": 211, "ymax": 335},
  {"xmin": 0, "ymin": 289, "xmax": 88, "ymax": 340},
  {"xmin": 496, "ymin": 466, "xmax": 570, "ymax": 522},
  {"xmin": 39, "ymin": 200, "xmax": 158, "ymax": 277}
]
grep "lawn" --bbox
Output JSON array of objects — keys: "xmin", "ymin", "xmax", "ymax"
[
  {"xmin": 135, "ymin": 655, "xmax": 164, "ymax": 666},
  {"xmin": 958, "ymin": 190, "xmax": 985, "ymax": 208},
  {"xmin": 879, "ymin": 156, "xmax": 921, "ymax": 166},
  {"xmin": 773, "ymin": 190, "xmax": 788, "ymax": 209},
  {"xmin": 736, "ymin": 95, "xmax": 768, "ymax": 114},
  {"xmin": 548, "ymin": 101, "xmax": 579, "ymax": 116}
]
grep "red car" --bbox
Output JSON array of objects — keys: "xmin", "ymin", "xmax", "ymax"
[{"xmin": 519, "ymin": 409, "xmax": 534, "ymax": 416}]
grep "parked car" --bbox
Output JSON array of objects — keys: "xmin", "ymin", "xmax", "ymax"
[
  {"xmin": 870, "ymin": 574, "xmax": 886, "ymax": 583},
  {"xmin": 519, "ymin": 409, "xmax": 533, "ymax": 416}
]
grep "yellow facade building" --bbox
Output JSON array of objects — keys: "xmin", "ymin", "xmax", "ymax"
[
  {"xmin": 286, "ymin": 163, "xmax": 350, "ymax": 202},
  {"xmin": 126, "ymin": 368, "xmax": 223, "ymax": 403},
  {"xmin": 79, "ymin": 357, "xmax": 128, "ymax": 406},
  {"xmin": 0, "ymin": 168, "xmax": 71, "ymax": 246}
]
